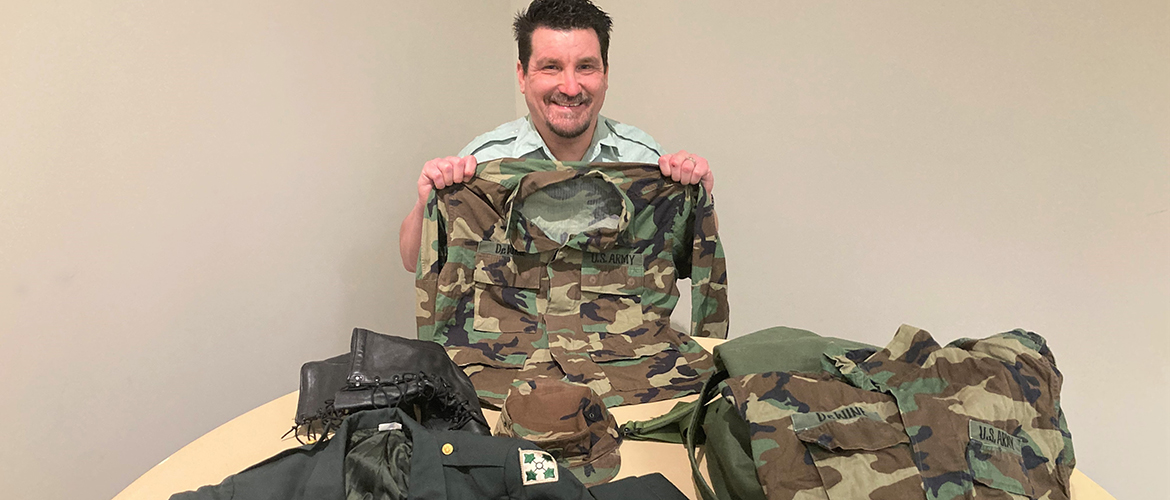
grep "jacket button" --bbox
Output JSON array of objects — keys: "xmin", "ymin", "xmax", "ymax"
[{"xmin": 442, "ymin": 443, "xmax": 454, "ymax": 455}]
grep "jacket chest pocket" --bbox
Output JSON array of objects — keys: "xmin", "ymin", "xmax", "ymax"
[
  {"xmin": 966, "ymin": 420, "xmax": 1036, "ymax": 498},
  {"xmin": 580, "ymin": 251, "xmax": 646, "ymax": 334},
  {"xmin": 792, "ymin": 411, "xmax": 924, "ymax": 500},
  {"xmin": 472, "ymin": 243, "xmax": 543, "ymax": 334}
]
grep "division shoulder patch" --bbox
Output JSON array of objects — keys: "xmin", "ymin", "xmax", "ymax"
[{"xmin": 519, "ymin": 449, "xmax": 559, "ymax": 485}]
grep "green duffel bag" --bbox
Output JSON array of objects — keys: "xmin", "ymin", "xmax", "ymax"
[{"xmin": 620, "ymin": 326, "xmax": 878, "ymax": 500}]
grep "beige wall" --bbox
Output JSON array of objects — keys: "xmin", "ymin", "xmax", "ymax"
[
  {"xmin": 1, "ymin": 1, "xmax": 1165, "ymax": 500},
  {"xmin": 602, "ymin": 2, "xmax": 1166, "ymax": 499},
  {"xmin": 0, "ymin": 2, "xmax": 517, "ymax": 499}
]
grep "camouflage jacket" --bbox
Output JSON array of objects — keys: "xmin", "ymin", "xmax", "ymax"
[
  {"xmin": 415, "ymin": 159, "xmax": 729, "ymax": 408},
  {"xmin": 721, "ymin": 325, "xmax": 1074, "ymax": 500}
]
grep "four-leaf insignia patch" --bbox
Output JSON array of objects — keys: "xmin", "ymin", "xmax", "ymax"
[{"xmin": 520, "ymin": 449, "xmax": 558, "ymax": 485}]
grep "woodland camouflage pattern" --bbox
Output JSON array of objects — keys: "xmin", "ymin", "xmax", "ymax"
[
  {"xmin": 721, "ymin": 325, "xmax": 1074, "ymax": 500},
  {"xmin": 495, "ymin": 379, "xmax": 622, "ymax": 486},
  {"xmin": 416, "ymin": 159, "xmax": 728, "ymax": 408}
]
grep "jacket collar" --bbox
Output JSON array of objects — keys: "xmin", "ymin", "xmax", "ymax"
[
  {"xmin": 300, "ymin": 407, "xmax": 448, "ymax": 500},
  {"xmin": 863, "ymin": 324, "xmax": 942, "ymax": 370},
  {"xmin": 826, "ymin": 325, "xmax": 943, "ymax": 393},
  {"xmin": 488, "ymin": 161, "xmax": 634, "ymax": 254}
]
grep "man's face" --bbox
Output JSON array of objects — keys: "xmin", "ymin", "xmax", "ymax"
[{"xmin": 518, "ymin": 27, "xmax": 608, "ymax": 140}]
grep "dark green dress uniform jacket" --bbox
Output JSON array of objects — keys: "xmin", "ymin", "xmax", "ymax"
[{"xmin": 170, "ymin": 407, "xmax": 593, "ymax": 500}]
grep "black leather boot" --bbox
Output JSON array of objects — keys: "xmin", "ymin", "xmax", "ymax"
[{"xmin": 295, "ymin": 328, "xmax": 490, "ymax": 436}]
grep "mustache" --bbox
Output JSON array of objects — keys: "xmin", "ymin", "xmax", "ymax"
[{"xmin": 547, "ymin": 92, "xmax": 591, "ymax": 106}]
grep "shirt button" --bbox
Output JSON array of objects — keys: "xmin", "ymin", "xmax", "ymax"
[
  {"xmin": 442, "ymin": 443, "xmax": 454, "ymax": 455},
  {"xmin": 627, "ymin": 278, "xmax": 636, "ymax": 286}
]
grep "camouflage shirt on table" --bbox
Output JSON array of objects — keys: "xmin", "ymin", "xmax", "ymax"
[
  {"xmin": 722, "ymin": 325, "xmax": 1074, "ymax": 500},
  {"xmin": 415, "ymin": 158, "xmax": 729, "ymax": 408}
]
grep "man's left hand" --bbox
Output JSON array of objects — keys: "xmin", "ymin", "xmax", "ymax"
[{"xmin": 658, "ymin": 150, "xmax": 714, "ymax": 194}]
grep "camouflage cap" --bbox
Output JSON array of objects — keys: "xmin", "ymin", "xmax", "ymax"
[{"xmin": 494, "ymin": 378, "xmax": 622, "ymax": 486}]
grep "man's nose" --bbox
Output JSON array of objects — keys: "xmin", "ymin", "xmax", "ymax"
[{"xmin": 558, "ymin": 70, "xmax": 582, "ymax": 96}]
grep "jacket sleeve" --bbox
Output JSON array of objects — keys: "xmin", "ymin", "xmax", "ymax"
[
  {"xmin": 415, "ymin": 190, "xmax": 447, "ymax": 342},
  {"xmin": 688, "ymin": 186, "xmax": 729, "ymax": 338}
]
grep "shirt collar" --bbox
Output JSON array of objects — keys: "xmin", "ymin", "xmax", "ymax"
[
  {"xmin": 593, "ymin": 116, "xmax": 622, "ymax": 159},
  {"xmin": 512, "ymin": 116, "xmax": 547, "ymax": 159},
  {"xmin": 515, "ymin": 115, "xmax": 619, "ymax": 162}
]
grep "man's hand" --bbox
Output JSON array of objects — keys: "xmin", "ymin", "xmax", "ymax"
[
  {"xmin": 417, "ymin": 155, "xmax": 478, "ymax": 202},
  {"xmin": 658, "ymin": 150, "xmax": 714, "ymax": 194},
  {"xmin": 402, "ymin": 155, "xmax": 477, "ymax": 272}
]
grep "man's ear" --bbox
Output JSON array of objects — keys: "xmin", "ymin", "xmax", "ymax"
[{"xmin": 516, "ymin": 60, "xmax": 526, "ymax": 94}]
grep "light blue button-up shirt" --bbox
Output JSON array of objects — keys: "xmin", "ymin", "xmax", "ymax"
[{"xmin": 458, "ymin": 115, "xmax": 664, "ymax": 164}]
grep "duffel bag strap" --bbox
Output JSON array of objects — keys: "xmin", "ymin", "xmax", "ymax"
[
  {"xmin": 687, "ymin": 370, "xmax": 729, "ymax": 500},
  {"xmin": 619, "ymin": 398, "xmax": 699, "ymax": 444}
]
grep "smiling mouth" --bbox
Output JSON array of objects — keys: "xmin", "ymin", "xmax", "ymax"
[
  {"xmin": 549, "ymin": 102, "xmax": 589, "ymax": 117},
  {"xmin": 548, "ymin": 93, "xmax": 590, "ymax": 110}
]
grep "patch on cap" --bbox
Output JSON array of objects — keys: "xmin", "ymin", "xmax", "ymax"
[{"xmin": 520, "ymin": 449, "xmax": 559, "ymax": 485}]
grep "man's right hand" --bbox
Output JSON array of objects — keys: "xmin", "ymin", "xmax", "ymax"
[{"xmin": 417, "ymin": 155, "xmax": 478, "ymax": 202}]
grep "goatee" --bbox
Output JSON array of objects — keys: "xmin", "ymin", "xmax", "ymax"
[
  {"xmin": 549, "ymin": 119, "xmax": 592, "ymax": 139},
  {"xmin": 546, "ymin": 92, "xmax": 592, "ymax": 138}
]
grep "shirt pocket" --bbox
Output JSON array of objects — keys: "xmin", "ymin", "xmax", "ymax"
[
  {"xmin": 967, "ymin": 419, "xmax": 1035, "ymax": 498},
  {"xmin": 445, "ymin": 340, "xmax": 530, "ymax": 370},
  {"xmin": 580, "ymin": 250, "xmax": 646, "ymax": 335},
  {"xmin": 589, "ymin": 323, "xmax": 683, "ymax": 362},
  {"xmin": 444, "ymin": 337, "xmax": 532, "ymax": 405},
  {"xmin": 472, "ymin": 245, "xmax": 542, "ymax": 334},
  {"xmin": 793, "ymin": 412, "xmax": 923, "ymax": 500},
  {"xmin": 586, "ymin": 321, "xmax": 681, "ymax": 391}
]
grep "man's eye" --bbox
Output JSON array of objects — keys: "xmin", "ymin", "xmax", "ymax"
[{"xmin": 542, "ymin": 65, "xmax": 559, "ymax": 71}]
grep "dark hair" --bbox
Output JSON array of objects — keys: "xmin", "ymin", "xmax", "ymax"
[{"xmin": 513, "ymin": 0, "xmax": 613, "ymax": 73}]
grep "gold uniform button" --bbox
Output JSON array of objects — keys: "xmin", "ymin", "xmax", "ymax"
[{"xmin": 442, "ymin": 443, "xmax": 454, "ymax": 455}]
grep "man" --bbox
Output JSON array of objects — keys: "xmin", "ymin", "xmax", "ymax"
[{"xmin": 399, "ymin": 0, "xmax": 714, "ymax": 271}]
